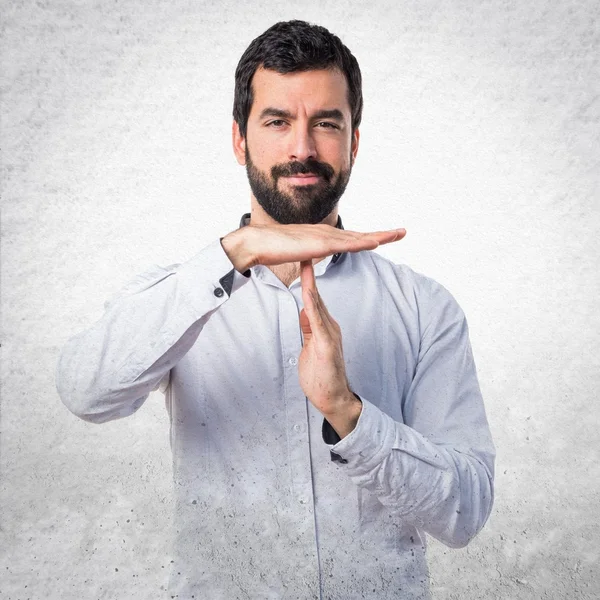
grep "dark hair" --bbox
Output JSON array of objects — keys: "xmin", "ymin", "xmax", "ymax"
[{"xmin": 233, "ymin": 20, "xmax": 363, "ymax": 138}]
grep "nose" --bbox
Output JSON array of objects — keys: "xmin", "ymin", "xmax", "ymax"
[{"xmin": 288, "ymin": 125, "xmax": 317, "ymax": 163}]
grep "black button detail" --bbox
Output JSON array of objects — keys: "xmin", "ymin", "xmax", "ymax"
[
  {"xmin": 330, "ymin": 451, "xmax": 348, "ymax": 464},
  {"xmin": 214, "ymin": 288, "xmax": 224, "ymax": 298}
]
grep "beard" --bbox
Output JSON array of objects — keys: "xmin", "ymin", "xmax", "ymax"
[{"xmin": 245, "ymin": 148, "xmax": 352, "ymax": 225}]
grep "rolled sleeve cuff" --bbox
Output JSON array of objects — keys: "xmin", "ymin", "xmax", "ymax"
[{"xmin": 329, "ymin": 395, "xmax": 397, "ymax": 475}]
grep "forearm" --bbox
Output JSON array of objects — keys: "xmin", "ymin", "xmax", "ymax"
[
  {"xmin": 329, "ymin": 398, "xmax": 495, "ymax": 548},
  {"xmin": 56, "ymin": 238, "xmax": 250, "ymax": 423},
  {"xmin": 364, "ymin": 427, "xmax": 493, "ymax": 548},
  {"xmin": 56, "ymin": 278, "xmax": 206, "ymax": 423}
]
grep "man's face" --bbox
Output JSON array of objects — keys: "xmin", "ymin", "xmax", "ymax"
[{"xmin": 236, "ymin": 67, "xmax": 359, "ymax": 225}]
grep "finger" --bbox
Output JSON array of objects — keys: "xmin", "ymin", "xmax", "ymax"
[
  {"xmin": 311, "ymin": 286, "xmax": 338, "ymax": 332},
  {"xmin": 312, "ymin": 224, "xmax": 405, "ymax": 246},
  {"xmin": 300, "ymin": 261, "xmax": 325, "ymax": 314},
  {"xmin": 300, "ymin": 260, "xmax": 321, "ymax": 324},
  {"xmin": 300, "ymin": 260, "xmax": 317, "ymax": 298},
  {"xmin": 299, "ymin": 307, "xmax": 312, "ymax": 338},
  {"xmin": 330, "ymin": 228, "xmax": 406, "ymax": 254},
  {"xmin": 359, "ymin": 229, "xmax": 406, "ymax": 247},
  {"xmin": 300, "ymin": 262, "xmax": 334, "ymax": 336},
  {"xmin": 302, "ymin": 287, "xmax": 328, "ymax": 344},
  {"xmin": 303, "ymin": 275, "xmax": 338, "ymax": 336},
  {"xmin": 300, "ymin": 261, "xmax": 322, "ymax": 331},
  {"xmin": 371, "ymin": 228, "xmax": 406, "ymax": 245}
]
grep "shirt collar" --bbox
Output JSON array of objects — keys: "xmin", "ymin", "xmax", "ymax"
[{"xmin": 238, "ymin": 213, "xmax": 345, "ymax": 264}]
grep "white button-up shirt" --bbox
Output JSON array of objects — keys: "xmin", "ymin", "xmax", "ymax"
[{"xmin": 56, "ymin": 214, "xmax": 495, "ymax": 600}]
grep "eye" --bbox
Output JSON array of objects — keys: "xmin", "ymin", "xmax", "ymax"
[
  {"xmin": 316, "ymin": 122, "xmax": 340, "ymax": 129},
  {"xmin": 266, "ymin": 120, "xmax": 287, "ymax": 128}
]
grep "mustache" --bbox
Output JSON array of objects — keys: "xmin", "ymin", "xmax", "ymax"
[{"xmin": 271, "ymin": 159, "xmax": 334, "ymax": 182}]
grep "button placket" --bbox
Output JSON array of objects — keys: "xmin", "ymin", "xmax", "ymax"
[
  {"xmin": 274, "ymin": 288, "xmax": 320, "ymax": 590},
  {"xmin": 279, "ymin": 291, "xmax": 317, "ymax": 510}
]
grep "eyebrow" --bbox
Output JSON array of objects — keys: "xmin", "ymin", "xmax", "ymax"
[{"xmin": 258, "ymin": 107, "xmax": 345, "ymax": 122}]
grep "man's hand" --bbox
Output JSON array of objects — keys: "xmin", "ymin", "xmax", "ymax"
[
  {"xmin": 221, "ymin": 223, "xmax": 406, "ymax": 272},
  {"xmin": 298, "ymin": 260, "xmax": 362, "ymax": 439}
]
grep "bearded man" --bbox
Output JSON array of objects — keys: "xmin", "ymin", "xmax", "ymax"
[{"xmin": 57, "ymin": 20, "xmax": 495, "ymax": 600}]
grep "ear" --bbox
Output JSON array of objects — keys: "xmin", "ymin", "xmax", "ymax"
[
  {"xmin": 351, "ymin": 128, "xmax": 360, "ymax": 165},
  {"xmin": 232, "ymin": 120, "xmax": 247, "ymax": 166}
]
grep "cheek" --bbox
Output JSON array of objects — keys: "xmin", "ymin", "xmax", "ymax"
[
  {"xmin": 321, "ymin": 139, "xmax": 351, "ymax": 168},
  {"xmin": 250, "ymin": 143, "xmax": 276, "ymax": 168},
  {"xmin": 245, "ymin": 128, "xmax": 275, "ymax": 164}
]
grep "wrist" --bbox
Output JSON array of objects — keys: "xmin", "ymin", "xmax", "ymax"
[
  {"xmin": 221, "ymin": 228, "xmax": 254, "ymax": 273},
  {"xmin": 322, "ymin": 391, "xmax": 362, "ymax": 439}
]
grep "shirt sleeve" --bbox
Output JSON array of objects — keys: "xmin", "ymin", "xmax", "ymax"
[
  {"xmin": 326, "ymin": 277, "xmax": 495, "ymax": 549},
  {"xmin": 55, "ymin": 238, "xmax": 251, "ymax": 424}
]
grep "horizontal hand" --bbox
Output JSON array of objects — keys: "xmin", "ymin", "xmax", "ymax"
[{"xmin": 221, "ymin": 222, "xmax": 406, "ymax": 272}]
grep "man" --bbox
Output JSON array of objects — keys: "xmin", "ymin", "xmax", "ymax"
[{"xmin": 56, "ymin": 20, "xmax": 495, "ymax": 600}]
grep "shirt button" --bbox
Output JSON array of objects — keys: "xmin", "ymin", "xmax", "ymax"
[
  {"xmin": 298, "ymin": 497, "xmax": 308, "ymax": 505},
  {"xmin": 293, "ymin": 424, "xmax": 302, "ymax": 432},
  {"xmin": 288, "ymin": 357, "xmax": 298, "ymax": 366},
  {"xmin": 214, "ymin": 288, "xmax": 224, "ymax": 297}
]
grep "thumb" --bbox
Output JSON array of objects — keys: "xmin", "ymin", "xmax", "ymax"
[{"xmin": 299, "ymin": 308, "xmax": 312, "ymax": 340}]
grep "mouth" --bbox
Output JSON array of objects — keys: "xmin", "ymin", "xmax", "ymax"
[{"xmin": 282, "ymin": 173, "xmax": 322, "ymax": 185}]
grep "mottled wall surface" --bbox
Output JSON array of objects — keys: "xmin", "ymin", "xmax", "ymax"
[{"xmin": 2, "ymin": 0, "xmax": 599, "ymax": 598}]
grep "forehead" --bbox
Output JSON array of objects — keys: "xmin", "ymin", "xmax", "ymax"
[{"xmin": 249, "ymin": 67, "xmax": 351, "ymax": 118}]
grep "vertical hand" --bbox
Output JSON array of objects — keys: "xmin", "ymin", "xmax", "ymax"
[{"xmin": 298, "ymin": 260, "xmax": 362, "ymax": 438}]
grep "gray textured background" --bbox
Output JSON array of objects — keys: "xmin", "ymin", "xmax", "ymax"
[{"xmin": 2, "ymin": 0, "xmax": 599, "ymax": 598}]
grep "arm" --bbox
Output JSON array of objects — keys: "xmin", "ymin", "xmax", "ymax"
[
  {"xmin": 55, "ymin": 239, "xmax": 251, "ymax": 423},
  {"xmin": 56, "ymin": 224, "xmax": 405, "ymax": 424},
  {"xmin": 300, "ymin": 266, "xmax": 495, "ymax": 548}
]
